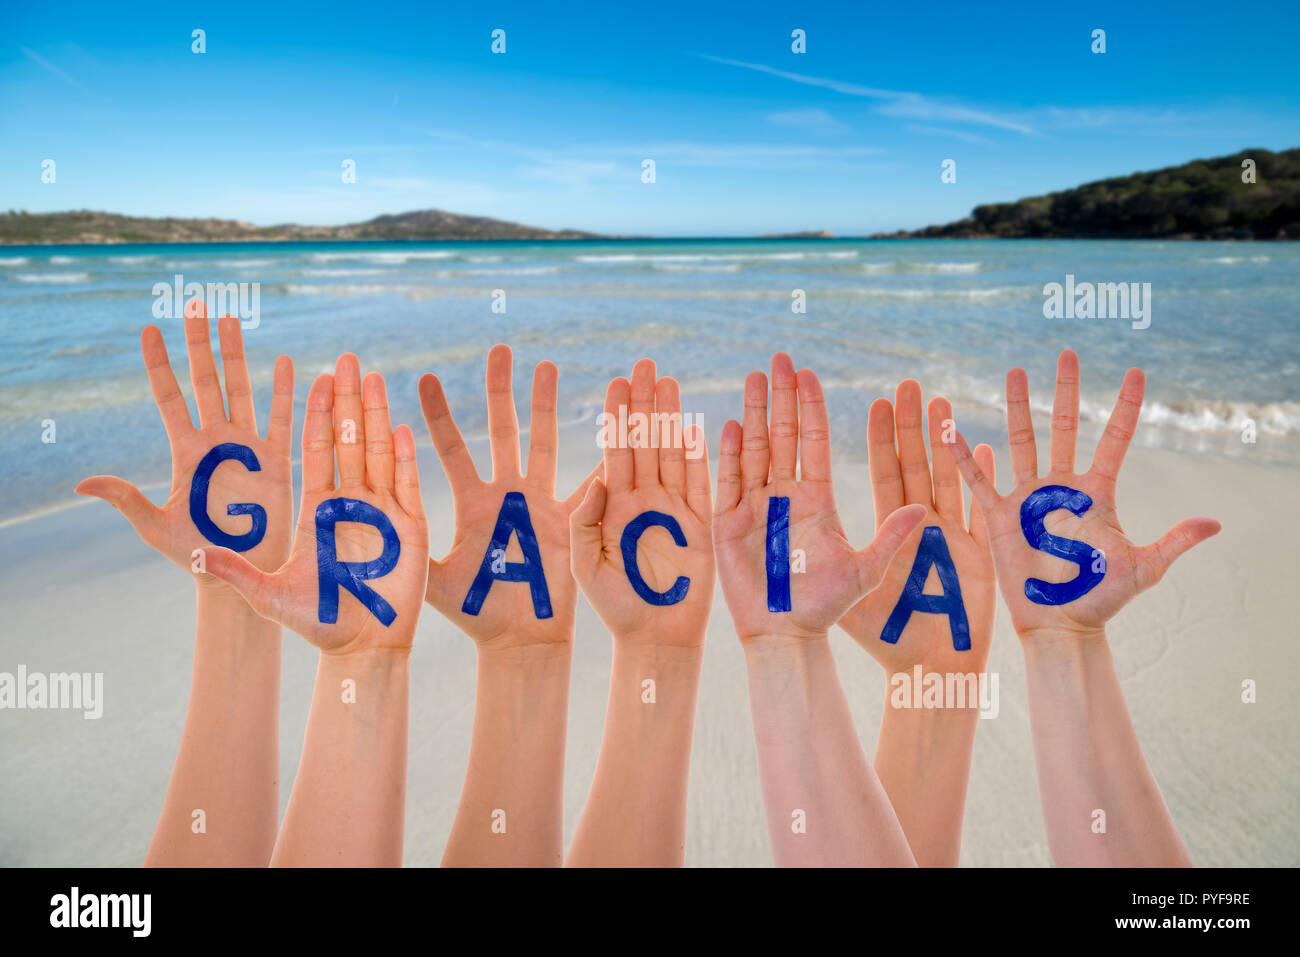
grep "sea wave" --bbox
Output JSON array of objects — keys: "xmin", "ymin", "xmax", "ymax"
[
  {"xmin": 0, "ymin": 257, "xmax": 30, "ymax": 266},
  {"xmin": 862, "ymin": 261, "xmax": 983, "ymax": 274},
  {"xmin": 13, "ymin": 272, "xmax": 90, "ymax": 283},
  {"xmin": 307, "ymin": 250, "xmax": 459, "ymax": 264},
  {"xmin": 1014, "ymin": 394, "xmax": 1300, "ymax": 436},
  {"xmin": 1197, "ymin": 255, "xmax": 1271, "ymax": 265},
  {"xmin": 575, "ymin": 252, "xmax": 815, "ymax": 264}
]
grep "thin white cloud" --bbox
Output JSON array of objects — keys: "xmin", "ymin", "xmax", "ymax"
[
  {"xmin": 765, "ymin": 108, "xmax": 850, "ymax": 133},
  {"xmin": 422, "ymin": 129, "xmax": 882, "ymax": 189},
  {"xmin": 20, "ymin": 46, "xmax": 89, "ymax": 92},
  {"xmin": 701, "ymin": 55, "xmax": 1032, "ymax": 134},
  {"xmin": 905, "ymin": 125, "xmax": 991, "ymax": 145}
]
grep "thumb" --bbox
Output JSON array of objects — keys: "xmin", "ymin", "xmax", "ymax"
[
  {"xmin": 76, "ymin": 476, "xmax": 163, "ymax": 545},
  {"xmin": 569, "ymin": 476, "xmax": 607, "ymax": 581},
  {"xmin": 854, "ymin": 503, "xmax": 927, "ymax": 594},
  {"xmin": 200, "ymin": 545, "xmax": 284, "ymax": 622},
  {"xmin": 1136, "ymin": 517, "xmax": 1221, "ymax": 591}
]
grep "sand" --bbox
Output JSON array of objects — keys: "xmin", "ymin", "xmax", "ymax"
[{"xmin": 1, "ymin": 418, "xmax": 1296, "ymax": 867}]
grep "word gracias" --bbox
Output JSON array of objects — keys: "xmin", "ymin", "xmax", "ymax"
[{"xmin": 188, "ymin": 446, "xmax": 1105, "ymax": 628}]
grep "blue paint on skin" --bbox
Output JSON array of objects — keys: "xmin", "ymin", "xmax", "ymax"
[
  {"xmin": 1019, "ymin": 484, "xmax": 1105, "ymax": 605},
  {"xmin": 462, "ymin": 491, "xmax": 553, "ymax": 619},
  {"xmin": 315, "ymin": 498, "xmax": 401, "ymax": 626},
  {"xmin": 766, "ymin": 496, "xmax": 792, "ymax": 613},
  {"xmin": 188, "ymin": 442, "xmax": 267, "ymax": 552},
  {"xmin": 880, "ymin": 525, "xmax": 971, "ymax": 651},
  {"xmin": 620, "ymin": 510, "xmax": 691, "ymax": 606}
]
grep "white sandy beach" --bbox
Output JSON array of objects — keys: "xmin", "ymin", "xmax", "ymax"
[{"xmin": 1, "ymin": 417, "xmax": 1296, "ymax": 867}]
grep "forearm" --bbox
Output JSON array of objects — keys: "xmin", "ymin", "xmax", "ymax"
[
  {"xmin": 566, "ymin": 640, "xmax": 704, "ymax": 867},
  {"xmin": 874, "ymin": 703, "xmax": 979, "ymax": 867},
  {"xmin": 442, "ymin": 645, "xmax": 572, "ymax": 867},
  {"xmin": 744, "ymin": 636, "xmax": 916, "ymax": 867},
  {"xmin": 145, "ymin": 583, "xmax": 281, "ymax": 867},
  {"xmin": 271, "ymin": 650, "xmax": 410, "ymax": 867},
  {"xmin": 1022, "ymin": 630, "xmax": 1191, "ymax": 866}
]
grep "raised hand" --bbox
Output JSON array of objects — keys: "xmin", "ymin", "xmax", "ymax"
[
  {"xmin": 713, "ymin": 353, "xmax": 926, "ymax": 643},
  {"xmin": 837, "ymin": 381, "xmax": 998, "ymax": 867},
  {"xmin": 565, "ymin": 359, "xmax": 714, "ymax": 867},
  {"xmin": 76, "ymin": 302, "xmax": 292, "ymax": 866},
  {"xmin": 570, "ymin": 358, "xmax": 714, "ymax": 646},
  {"xmin": 203, "ymin": 354, "xmax": 430, "ymax": 653},
  {"xmin": 712, "ymin": 353, "xmax": 922, "ymax": 867},
  {"xmin": 839, "ymin": 381, "xmax": 997, "ymax": 674},
  {"xmin": 76, "ymin": 301, "xmax": 293, "ymax": 580},
  {"xmin": 421, "ymin": 344, "xmax": 596, "ymax": 867},
  {"xmin": 419, "ymin": 344, "xmax": 596, "ymax": 652},
  {"xmin": 945, "ymin": 349, "xmax": 1220, "ymax": 641}
]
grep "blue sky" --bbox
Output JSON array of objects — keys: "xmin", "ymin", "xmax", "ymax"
[{"xmin": 2, "ymin": 0, "xmax": 1297, "ymax": 236}]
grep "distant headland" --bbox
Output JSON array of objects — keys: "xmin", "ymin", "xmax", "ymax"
[
  {"xmin": 874, "ymin": 148, "xmax": 1299, "ymax": 240},
  {"xmin": 0, "ymin": 208, "xmax": 600, "ymax": 246},
  {"xmin": 4, "ymin": 148, "xmax": 1297, "ymax": 245}
]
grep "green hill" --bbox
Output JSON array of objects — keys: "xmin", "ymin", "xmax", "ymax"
[
  {"xmin": 0, "ymin": 208, "xmax": 598, "ymax": 245},
  {"xmin": 880, "ymin": 148, "xmax": 1300, "ymax": 240}
]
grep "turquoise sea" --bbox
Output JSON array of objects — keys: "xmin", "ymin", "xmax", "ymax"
[{"xmin": 1, "ymin": 237, "xmax": 1297, "ymax": 524}]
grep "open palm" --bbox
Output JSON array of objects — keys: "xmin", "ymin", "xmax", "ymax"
[
  {"xmin": 570, "ymin": 359, "xmax": 714, "ymax": 646},
  {"xmin": 713, "ymin": 354, "xmax": 925, "ymax": 643},
  {"xmin": 946, "ymin": 350, "xmax": 1220, "ymax": 641},
  {"xmin": 76, "ymin": 302, "xmax": 293, "ymax": 578},
  {"xmin": 420, "ymin": 345, "xmax": 598, "ymax": 652},
  {"xmin": 204, "ymin": 355, "xmax": 429, "ymax": 654},
  {"xmin": 840, "ymin": 383, "xmax": 997, "ymax": 674}
]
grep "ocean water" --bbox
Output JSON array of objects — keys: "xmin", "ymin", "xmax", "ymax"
[{"xmin": 1, "ymin": 237, "xmax": 1297, "ymax": 525}]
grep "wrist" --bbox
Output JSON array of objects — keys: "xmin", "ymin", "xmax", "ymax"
[
  {"xmin": 194, "ymin": 578, "xmax": 281, "ymax": 640},
  {"xmin": 741, "ymin": 631, "xmax": 832, "ymax": 664},
  {"xmin": 610, "ymin": 637, "xmax": 705, "ymax": 676},
  {"xmin": 1018, "ymin": 624, "xmax": 1109, "ymax": 663},
  {"xmin": 316, "ymin": 646, "xmax": 411, "ymax": 684},
  {"xmin": 476, "ymin": 639, "xmax": 574, "ymax": 678}
]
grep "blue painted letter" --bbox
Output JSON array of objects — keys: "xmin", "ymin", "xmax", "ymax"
[
  {"xmin": 189, "ymin": 442, "xmax": 267, "ymax": 552},
  {"xmin": 766, "ymin": 496, "xmax": 791, "ymax": 613},
  {"xmin": 462, "ymin": 492, "xmax": 553, "ymax": 619},
  {"xmin": 1019, "ymin": 484, "xmax": 1105, "ymax": 605},
  {"xmin": 880, "ymin": 525, "xmax": 971, "ymax": 650},
  {"xmin": 620, "ymin": 510, "xmax": 690, "ymax": 606},
  {"xmin": 316, "ymin": 498, "xmax": 401, "ymax": 626}
]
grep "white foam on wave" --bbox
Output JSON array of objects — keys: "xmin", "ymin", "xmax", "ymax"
[
  {"xmin": 651, "ymin": 263, "xmax": 742, "ymax": 273},
  {"xmin": 0, "ymin": 257, "xmax": 29, "ymax": 267},
  {"xmin": 1019, "ymin": 392, "xmax": 1300, "ymax": 436},
  {"xmin": 575, "ymin": 252, "xmax": 810, "ymax": 264},
  {"xmin": 861, "ymin": 261, "xmax": 983, "ymax": 274},
  {"xmin": 14, "ymin": 272, "xmax": 90, "ymax": 284},
  {"xmin": 847, "ymin": 285, "xmax": 1020, "ymax": 300},
  {"xmin": 1198, "ymin": 255, "xmax": 1272, "ymax": 265},
  {"xmin": 300, "ymin": 268, "xmax": 388, "ymax": 277},
  {"xmin": 285, "ymin": 283, "xmax": 416, "ymax": 295},
  {"xmin": 307, "ymin": 250, "xmax": 458, "ymax": 265},
  {"xmin": 432, "ymin": 265, "xmax": 559, "ymax": 277}
]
